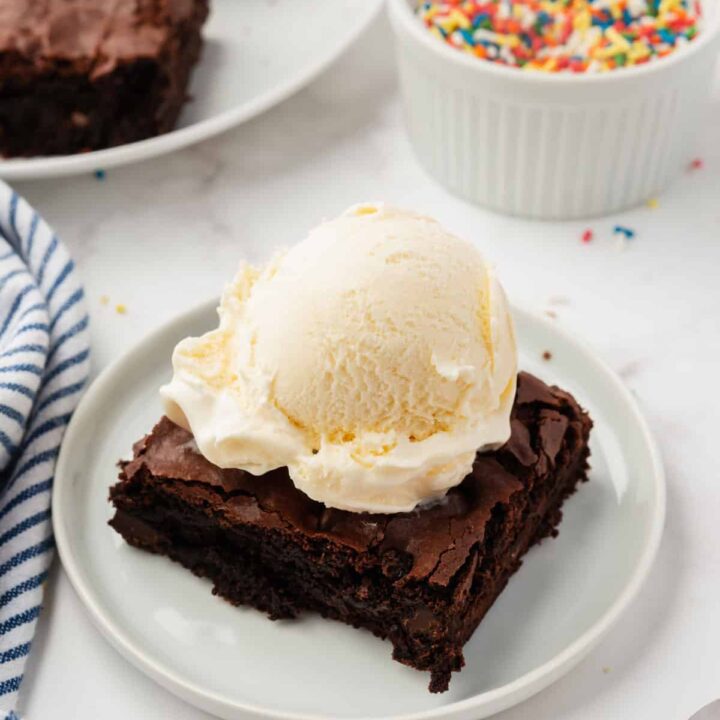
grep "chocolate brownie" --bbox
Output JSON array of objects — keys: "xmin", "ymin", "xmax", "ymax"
[
  {"xmin": 0, "ymin": 0, "xmax": 209, "ymax": 157},
  {"xmin": 109, "ymin": 371, "xmax": 592, "ymax": 692}
]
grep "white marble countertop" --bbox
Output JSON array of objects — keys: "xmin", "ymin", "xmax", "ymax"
[{"xmin": 12, "ymin": 13, "xmax": 720, "ymax": 720}]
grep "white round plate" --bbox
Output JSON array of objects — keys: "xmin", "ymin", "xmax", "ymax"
[
  {"xmin": 0, "ymin": 0, "xmax": 382, "ymax": 181},
  {"xmin": 53, "ymin": 301, "xmax": 664, "ymax": 720}
]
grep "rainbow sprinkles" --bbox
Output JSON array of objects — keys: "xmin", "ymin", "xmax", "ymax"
[{"xmin": 417, "ymin": 0, "xmax": 702, "ymax": 72}]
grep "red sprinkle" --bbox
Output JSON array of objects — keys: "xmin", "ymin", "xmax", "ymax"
[
  {"xmin": 690, "ymin": 158, "xmax": 704, "ymax": 170},
  {"xmin": 581, "ymin": 229, "xmax": 594, "ymax": 244}
]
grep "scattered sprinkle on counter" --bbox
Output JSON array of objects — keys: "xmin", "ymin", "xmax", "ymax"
[
  {"xmin": 542, "ymin": 350, "xmax": 553, "ymax": 360},
  {"xmin": 417, "ymin": 0, "xmax": 701, "ymax": 72},
  {"xmin": 646, "ymin": 197, "xmax": 659, "ymax": 208},
  {"xmin": 602, "ymin": 666, "xmax": 612, "ymax": 674},
  {"xmin": 545, "ymin": 309, "xmax": 558, "ymax": 318},
  {"xmin": 581, "ymin": 229, "xmax": 594, "ymax": 243},
  {"xmin": 115, "ymin": 303, "xmax": 127, "ymax": 315},
  {"xmin": 100, "ymin": 295, "xmax": 109, "ymax": 305},
  {"xmin": 94, "ymin": 169, "xmax": 106, "ymax": 180},
  {"xmin": 613, "ymin": 224, "xmax": 636, "ymax": 238},
  {"xmin": 689, "ymin": 157, "xmax": 704, "ymax": 170}
]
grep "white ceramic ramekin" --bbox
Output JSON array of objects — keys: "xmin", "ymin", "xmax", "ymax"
[{"xmin": 389, "ymin": 0, "xmax": 720, "ymax": 219}]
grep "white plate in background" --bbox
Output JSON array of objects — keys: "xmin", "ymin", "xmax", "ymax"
[
  {"xmin": 0, "ymin": 0, "xmax": 382, "ymax": 181},
  {"xmin": 53, "ymin": 300, "xmax": 664, "ymax": 720}
]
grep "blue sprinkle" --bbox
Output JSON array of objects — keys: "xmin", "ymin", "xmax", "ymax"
[
  {"xmin": 613, "ymin": 225, "xmax": 636, "ymax": 239},
  {"xmin": 460, "ymin": 28, "xmax": 476, "ymax": 45},
  {"xmin": 473, "ymin": 12, "xmax": 489, "ymax": 27},
  {"xmin": 94, "ymin": 169, "xmax": 106, "ymax": 181}
]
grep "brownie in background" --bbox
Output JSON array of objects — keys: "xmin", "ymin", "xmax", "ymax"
[{"xmin": 0, "ymin": 0, "xmax": 209, "ymax": 157}]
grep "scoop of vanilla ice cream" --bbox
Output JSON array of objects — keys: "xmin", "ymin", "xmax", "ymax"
[{"xmin": 161, "ymin": 204, "xmax": 517, "ymax": 513}]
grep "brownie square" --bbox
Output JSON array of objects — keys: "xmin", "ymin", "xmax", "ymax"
[
  {"xmin": 0, "ymin": 0, "xmax": 209, "ymax": 157},
  {"xmin": 109, "ymin": 372, "xmax": 592, "ymax": 692}
]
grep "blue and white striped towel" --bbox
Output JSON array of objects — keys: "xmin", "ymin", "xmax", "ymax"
[{"xmin": 0, "ymin": 182, "xmax": 90, "ymax": 718}]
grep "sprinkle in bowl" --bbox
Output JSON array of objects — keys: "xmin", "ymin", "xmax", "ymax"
[{"xmin": 389, "ymin": 0, "xmax": 720, "ymax": 219}]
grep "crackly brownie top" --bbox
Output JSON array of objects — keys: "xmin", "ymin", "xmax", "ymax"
[
  {"xmin": 120, "ymin": 372, "xmax": 591, "ymax": 588},
  {"xmin": 0, "ymin": 0, "xmax": 206, "ymax": 77}
]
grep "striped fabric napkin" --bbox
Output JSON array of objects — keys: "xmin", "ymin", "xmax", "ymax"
[{"xmin": 0, "ymin": 183, "xmax": 90, "ymax": 718}]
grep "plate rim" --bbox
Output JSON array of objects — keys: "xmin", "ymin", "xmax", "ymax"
[
  {"xmin": 53, "ymin": 299, "xmax": 666, "ymax": 720},
  {"xmin": 0, "ymin": 0, "xmax": 383, "ymax": 181}
]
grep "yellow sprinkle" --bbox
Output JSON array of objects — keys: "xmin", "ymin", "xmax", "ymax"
[
  {"xmin": 573, "ymin": 9, "xmax": 592, "ymax": 32},
  {"xmin": 602, "ymin": 666, "xmax": 612, "ymax": 674},
  {"xmin": 353, "ymin": 204, "xmax": 378, "ymax": 216},
  {"xmin": 449, "ymin": 8, "xmax": 471, "ymax": 28},
  {"xmin": 646, "ymin": 197, "xmax": 659, "ymax": 209},
  {"xmin": 429, "ymin": 25, "xmax": 445, "ymax": 41},
  {"xmin": 99, "ymin": 295, "xmax": 109, "ymax": 305},
  {"xmin": 513, "ymin": 4, "xmax": 525, "ymax": 19},
  {"xmin": 494, "ymin": 33, "xmax": 520, "ymax": 48},
  {"xmin": 542, "ymin": 57, "xmax": 558, "ymax": 71},
  {"xmin": 436, "ymin": 15, "xmax": 458, "ymax": 33},
  {"xmin": 628, "ymin": 41, "xmax": 650, "ymax": 61},
  {"xmin": 609, "ymin": 2, "xmax": 622, "ymax": 19},
  {"xmin": 423, "ymin": 5, "xmax": 440, "ymax": 20},
  {"xmin": 594, "ymin": 43, "xmax": 622, "ymax": 59},
  {"xmin": 115, "ymin": 304, "xmax": 127, "ymax": 315},
  {"xmin": 606, "ymin": 27, "xmax": 631, "ymax": 51},
  {"xmin": 541, "ymin": 0, "xmax": 565, "ymax": 13}
]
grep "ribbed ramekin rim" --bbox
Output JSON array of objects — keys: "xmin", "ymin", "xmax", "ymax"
[{"xmin": 388, "ymin": 0, "xmax": 720, "ymax": 85}]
